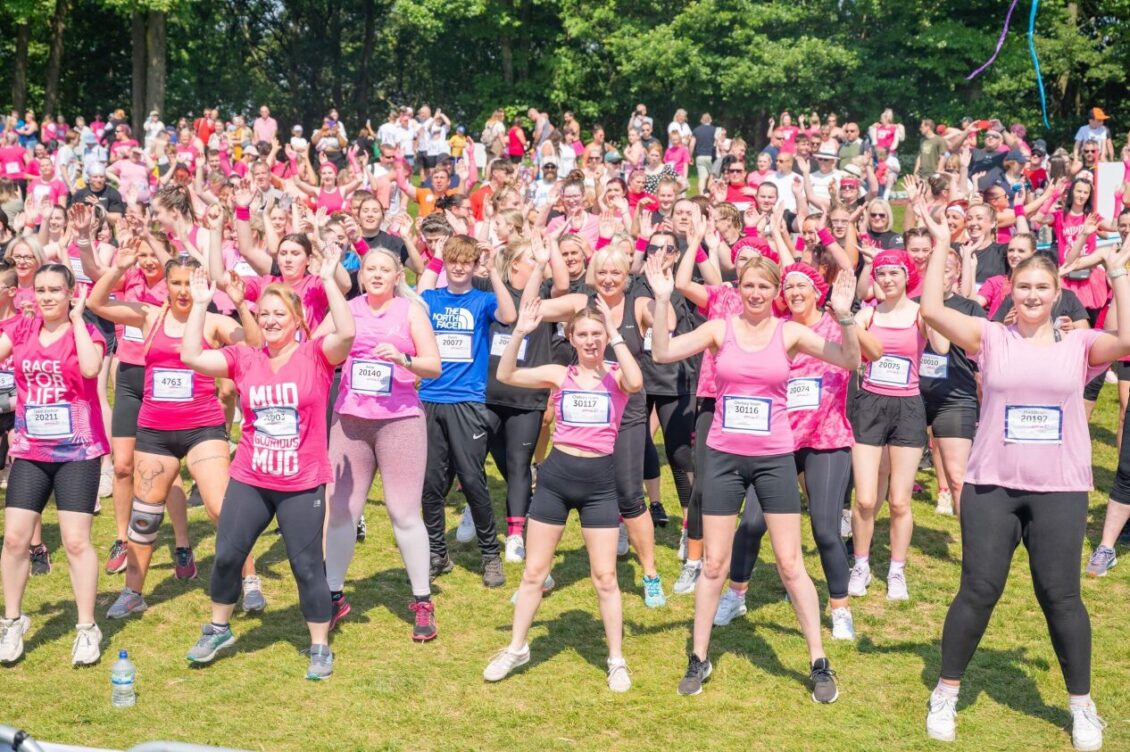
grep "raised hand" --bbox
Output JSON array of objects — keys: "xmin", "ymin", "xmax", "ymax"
[
  {"xmin": 68, "ymin": 204, "xmax": 93, "ymax": 238},
  {"xmin": 233, "ymin": 182, "xmax": 255, "ymax": 209},
  {"xmin": 829, "ymin": 268, "xmax": 855, "ymax": 317},
  {"xmin": 319, "ymin": 242, "xmax": 343, "ymax": 281},
  {"xmin": 69, "ymin": 284, "xmax": 88, "ymax": 323},
  {"xmin": 204, "ymin": 203, "xmax": 224, "ymax": 231},
  {"xmin": 224, "ymin": 270, "xmax": 246, "ymax": 307},
  {"xmin": 643, "ymin": 252, "xmax": 673, "ymax": 301},
  {"xmin": 514, "ymin": 297, "xmax": 543, "ymax": 335},
  {"xmin": 114, "ymin": 239, "xmax": 139, "ymax": 270},
  {"xmin": 190, "ymin": 267, "xmax": 215, "ymax": 305},
  {"xmin": 594, "ymin": 295, "xmax": 618, "ymax": 339}
]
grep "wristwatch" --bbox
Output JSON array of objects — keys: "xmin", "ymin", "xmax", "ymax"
[{"xmin": 402, "ymin": 353, "xmax": 413, "ymax": 368}]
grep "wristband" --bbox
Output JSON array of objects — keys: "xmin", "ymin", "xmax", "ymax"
[
  {"xmin": 1108, "ymin": 267, "xmax": 1128, "ymax": 280},
  {"xmin": 402, "ymin": 353, "xmax": 413, "ymax": 369},
  {"xmin": 353, "ymin": 238, "xmax": 369, "ymax": 256},
  {"xmin": 837, "ymin": 316, "xmax": 856, "ymax": 326},
  {"xmin": 426, "ymin": 255, "xmax": 444, "ymax": 274},
  {"xmin": 594, "ymin": 236, "xmax": 611, "ymax": 250},
  {"xmin": 795, "ymin": 236, "xmax": 806, "ymax": 252},
  {"xmin": 76, "ymin": 238, "xmax": 92, "ymax": 247},
  {"xmin": 635, "ymin": 237, "xmax": 649, "ymax": 253},
  {"xmin": 695, "ymin": 246, "xmax": 708, "ymax": 264},
  {"xmin": 234, "ymin": 206, "xmax": 251, "ymax": 222},
  {"xmin": 608, "ymin": 336, "xmax": 625, "ymax": 348},
  {"xmin": 818, "ymin": 228, "xmax": 836, "ymax": 247}
]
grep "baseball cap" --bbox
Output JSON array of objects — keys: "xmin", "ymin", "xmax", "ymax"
[
  {"xmin": 1031, "ymin": 139, "xmax": 1047, "ymax": 155},
  {"xmin": 1090, "ymin": 107, "xmax": 1110, "ymax": 120}
]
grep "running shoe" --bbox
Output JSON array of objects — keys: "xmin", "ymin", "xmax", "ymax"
[
  {"xmin": 926, "ymin": 691, "xmax": 958, "ymax": 742},
  {"xmin": 678, "ymin": 528, "xmax": 688, "ymax": 561},
  {"xmin": 1071, "ymin": 704, "xmax": 1106, "ymax": 751},
  {"xmin": 186, "ymin": 623, "xmax": 236, "ymax": 664},
  {"xmin": 409, "ymin": 600, "xmax": 437, "ymax": 642},
  {"xmin": 649, "ymin": 501, "xmax": 669, "ymax": 528},
  {"xmin": 306, "ymin": 644, "xmax": 334, "ymax": 681},
  {"xmin": 72, "ymin": 623, "xmax": 102, "ymax": 666},
  {"xmin": 106, "ymin": 587, "xmax": 148, "ymax": 619},
  {"xmin": 607, "ymin": 657, "xmax": 631, "ymax": 692},
  {"xmin": 98, "ymin": 466, "xmax": 113, "ymax": 498},
  {"xmin": 455, "ymin": 505, "xmax": 475, "ymax": 543},
  {"xmin": 713, "ymin": 589, "xmax": 747, "ymax": 626},
  {"xmin": 483, "ymin": 644, "xmax": 530, "ymax": 682},
  {"xmin": 105, "ymin": 539, "xmax": 128, "ymax": 574},
  {"xmin": 29, "ymin": 544, "xmax": 51, "ymax": 576},
  {"xmin": 840, "ymin": 507, "xmax": 853, "ymax": 538},
  {"xmin": 617, "ymin": 523, "xmax": 629, "ymax": 557},
  {"xmin": 504, "ymin": 534, "xmax": 525, "ymax": 563},
  {"xmin": 1085, "ymin": 546, "xmax": 1117, "ymax": 577},
  {"xmin": 0, "ymin": 614, "xmax": 30, "ymax": 664},
  {"xmin": 242, "ymin": 575, "xmax": 267, "ymax": 612},
  {"xmin": 642, "ymin": 574, "xmax": 666, "ymax": 608},
  {"xmin": 935, "ymin": 490, "xmax": 954, "ymax": 516},
  {"xmin": 186, "ymin": 484, "xmax": 203, "ymax": 508},
  {"xmin": 1106, "ymin": 368, "xmax": 1119, "ymax": 385},
  {"xmin": 847, "ymin": 562, "xmax": 871, "ymax": 597},
  {"xmin": 830, "ymin": 607, "xmax": 856, "ymax": 640},
  {"xmin": 174, "ymin": 547, "xmax": 198, "ymax": 580},
  {"xmin": 509, "ymin": 573, "xmax": 556, "ymax": 604},
  {"xmin": 330, "ymin": 595, "xmax": 351, "ymax": 631},
  {"xmin": 918, "ymin": 446, "xmax": 933, "ymax": 471},
  {"xmin": 887, "ymin": 570, "xmax": 909, "ymax": 601},
  {"xmin": 677, "ymin": 653, "xmax": 712, "ymax": 696},
  {"xmin": 429, "ymin": 553, "xmax": 454, "ymax": 580},
  {"xmin": 482, "ymin": 556, "xmax": 505, "ymax": 588},
  {"xmin": 356, "ymin": 514, "xmax": 367, "ymax": 542},
  {"xmin": 809, "ymin": 658, "xmax": 839, "ymax": 703},
  {"xmin": 672, "ymin": 561, "xmax": 702, "ymax": 595}
]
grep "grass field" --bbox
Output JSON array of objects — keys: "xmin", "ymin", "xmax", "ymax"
[{"xmin": 2, "ymin": 385, "xmax": 1130, "ymax": 752}]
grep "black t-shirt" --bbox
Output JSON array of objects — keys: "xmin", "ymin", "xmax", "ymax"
[
  {"xmin": 635, "ymin": 274, "xmax": 703, "ymax": 397},
  {"xmin": 546, "ymin": 275, "xmax": 588, "ymax": 366},
  {"xmin": 363, "ymin": 231, "xmax": 409, "ymax": 265},
  {"xmin": 69, "ymin": 185, "xmax": 125, "ymax": 216},
  {"xmin": 474, "ymin": 279, "xmax": 554, "ymax": 411},
  {"xmin": 691, "ymin": 124, "xmax": 717, "ymax": 157},
  {"xmin": 973, "ymin": 242, "xmax": 1009, "ymax": 283},
  {"xmin": 918, "ymin": 294, "xmax": 985, "ymax": 407},
  {"xmin": 587, "ymin": 283, "xmax": 649, "ymax": 426},
  {"xmin": 867, "ymin": 230, "xmax": 904, "ymax": 250},
  {"xmin": 992, "ymin": 288, "xmax": 1088, "ymax": 324}
]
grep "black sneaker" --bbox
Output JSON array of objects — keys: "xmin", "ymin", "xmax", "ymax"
[
  {"xmin": 429, "ymin": 553, "xmax": 454, "ymax": 580},
  {"xmin": 809, "ymin": 657, "xmax": 839, "ymax": 703},
  {"xmin": 482, "ymin": 556, "xmax": 505, "ymax": 588},
  {"xmin": 356, "ymin": 514, "xmax": 367, "ymax": 543},
  {"xmin": 677, "ymin": 653, "xmax": 712, "ymax": 696},
  {"xmin": 29, "ymin": 544, "xmax": 51, "ymax": 576},
  {"xmin": 649, "ymin": 502, "xmax": 669, "ymax": 528}
]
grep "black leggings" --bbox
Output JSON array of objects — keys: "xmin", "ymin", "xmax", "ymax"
[
  {"xmin": 643, "ymin": 394, "xmax": 696, "ymax": 508},
  {"xmin": 486, "ymin": 403, "xmax": 542, "ymax": 521},
  {"xmin": 685, "ymin": 397, "xmax": 714, "ymax": 541},
  {"xmin": 612, "ymin": 422, "xmax": 648, "ymax": 519},
  {"xmin": 211, "ymin": 479, "xmax": 330, "ymax": 624},
  {"xmin": 728, "ymin": 448, "xmax": 853, "ymax": 599},
  {"xmin": 940, "ymin": 484, "xmax": 1090, "ymax": 694}
]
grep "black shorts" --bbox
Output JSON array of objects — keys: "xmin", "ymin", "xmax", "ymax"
[
  {"xmin": 6, "ymin": 457, "xmax": 102, "ymax": 514},
  {"xmin": 1084, "ymin": 371, "xmax": 1106, "ymax": 402},
  {"xmin": 112, "ymin": 363, "xmax": 145, "ymax": 439},
  {"xmin": 851, "ymin": 389, "xmax": 928, "ymax": 448},
  {"xmin": 924, "ymin": 400, "xmax": 978, "ymax": 440},
  {"xmin": 700, "ymin": 449, "xmax": 800, "ymax": 515},
  {"xmin": 134, "ymin": 425, "xmax": 229, "ymax": 459},
  {"xmin": 1117, "ymin": 362, "xmax": 1130, "ymax": 381},
  {"xmin": 612, "ymin": 421, "xmax": 647, "ymax": 518},
  {"xmin": 420, "ymin": 155, "xmax": 439, "ymax": 169},
  {"xmin": 83, "ymin": 309, "xmax": 117, "ymax": 356},
  {"xmin": 0, "ymin": 410, "xmax": 13, "ymax": 468},
  {"xmin": 527, "ymin": 449, "xmax": 620, "ymax": 528}
]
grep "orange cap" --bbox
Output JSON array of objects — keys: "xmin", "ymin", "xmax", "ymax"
[{"xmin": 1090, "ymin": 107, "xmax": 1110, "ymax": 120}]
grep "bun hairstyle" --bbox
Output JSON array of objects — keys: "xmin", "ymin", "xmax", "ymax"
[
  {"xmin": 259, "ymin": 283, "xmax": 310, "ymax": 341},
  {"xmin": 154, "ymin": 184, "xmax": 197, "ymax": 223},
  {"xmin": 164, "ymin": 256, "xmax": 202, "ymax": 277}
]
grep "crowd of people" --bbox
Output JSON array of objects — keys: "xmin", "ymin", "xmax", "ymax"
[{"xmin": 1, "ymin": 99, "xmax": 1129, "ymax": 750}]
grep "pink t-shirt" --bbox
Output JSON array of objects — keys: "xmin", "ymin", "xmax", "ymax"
[
  {"xmin": 111, "ymin": 159, "xmax": 151, "ymax": 193},
  {"xmin": 664, "ymin": 145, "xmax": 690, "ymax": 176},
  {"xmin": 786, "ymin": 312, "xmax": 853, "ymax": 451},
  {"xmin": 243, "ymin": 274, "xmax": 330, "ymax": 332},
  {"xmin": 696, "ymin": 284, "xmax": 745, "ymax": 398},
  {"xmin": 26, "ymin": 177, "xmax": 68, "ymax": 207},
  {"xmin": 546, "ymin": 213, "xmax": 601, "ymax": 249},
  {"xmin": 978, "ymin": 274, "xmax": 1009, "ymax": 319},
  {"xmin": 223, "ymin": 338, "xmax": 334, "ymax": 491},
  {"xmin": 0, "ymin": 146, "xmax": 27, "ymax": 180},
  {"xmin": 8, "ymin": 316, "xmax": 109, "ymax": 462},
  {"xmin": 116, "ymin": 268, "xmax": 167, "ymax": 367},
  {"xmin": 175, "ymin": 145, "xmax": 198, "ymax": 171},
  {"xmin": 552, "ymin": 364, "xmax": 629, "ymax": 456},
  {"xmin": 335, "ymin": 296, "xmax": 423, "ymax": 421},
  {"xmin": 873, "ymin": 124, "xmax": 898, "ymax": 150},
  {"xmin": 967, "ymin": 321, "xmax": 1107, "ymax": 491},
  {"xmin": 778, "ymin": 126, "xmax": 800, "ymax": 153}
]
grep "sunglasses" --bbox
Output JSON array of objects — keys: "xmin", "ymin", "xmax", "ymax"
[
  {"xmin": 543, "ymin": 166, "xmax": 558, "ymax": 171},
  {"xmin": 651, "ymin": 243, "xmax": 678, "ymax": 255},
  {"xmin": 869, "ymin": 213, "xmax": 888, "ymax": 219},
  {"xmin": 1084, "ymin": 149, "xmax": 1097, "ymax": 154},
  {"xmin": 726, "ymin": 169, "xmax": 745, "ymax": 174}
]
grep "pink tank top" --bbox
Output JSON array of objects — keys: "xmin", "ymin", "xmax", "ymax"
[
  {"xmin": 316, "ymin": 188, "xmax": 345, "ymax": 213},
  {"xmin": 695, "ymin": 284, "xmax": 745, "ymax": 399},
  {"xmin": 707, "ymin": 317, "xmax": 794, "ymax": 456},
  {"xmin": 335, "ymin": 296, "xmax": 422, "ymax": 421},
  {"xmin": 862, "ymin": 312, "xmax": 927, "ymax": 397},
  {"xmin": 552, "ymin": 364, "xmax": 629, "ymax": 455},
  {"xmin": 138, "ymin": 310, "xmax": 225, "ymax": 430},
  {"xmin": 223, "ymin": 338, "xmax": 333, "ymax": 491},
  {"xmin": 8, "ymin": 316, "xmax": 109, "ymax": 462},
  {"xmin": 786, "ymin": 312, "xmax": 854, "ymax": 451},
  {"xmin": 116, "ymin": 268, "xmax": 167, "ymax": 367}
]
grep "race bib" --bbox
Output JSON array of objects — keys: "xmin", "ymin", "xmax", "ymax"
[
  {"xmin": 436, "ymin": 331, "xmax": 473, "ymax": 362},
  {"xmin": 152, "ymin": 368, "xmax": 194, "ymax": 402},
  {"xmin": 0, "ymin": 371, "xmax": 14, "ymax": 391},
  {"xmin": 868, "ymin": 355, "xmax": 912, "ymax": 387},
  {"xmin": 123, "ymin": 325, "xmax": 144, "ymax": 343},
  {"xmin": 4, "ymin": 162, "xmax": 19, "ymax": 175},
  {"xmin": 920, "ymin": 353, "xmax": 949, "ymax": 380},
  {"xmin": 721, "ymin": 395, "xmax": 772, "ymax": 435},
  {"xmin": 233, "ymin": 260, "xmax": 257, "ymax": 277},
  {"xmin": 560, "ymin": 390, "xmax": 612, "ymax": 425},
  {"xmin": 1004, "ymin": 405, "xmax": 1062, "ymax": 444},
  {"xmin": 351, "ymin": 359, "xmax": 393, "ymax": 396},
  {"xmin": 786, "ymin": 377, "xmax": 821, "ymax": 411},
  {"xmin": 490, "ymin": 333, "xmax": 527, "ymax": 361},
  {"xmin": 643, "ymin": 329, "xmax": 653, "ymax": 352},
  {"xmin": 253, "ymin": 406, "xmax": 299, "ymax": 439},
  {"xmin": 69, "ymin": 256, "xmax": 92, "ymax": 284},
  {"xmin": 25, "ymin": 404, "xmax": 72, "ymax": 439}
]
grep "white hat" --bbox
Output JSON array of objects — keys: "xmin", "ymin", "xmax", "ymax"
[{"xmin": 814, "ymin": 150, "xmax": 839, "ymax": 161}]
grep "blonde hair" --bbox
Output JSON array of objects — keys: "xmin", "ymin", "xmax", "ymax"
[
  {"xmin": 494, "ymin": 240, "xmax": 532, "ymax": 285},
  {"xmin": 585, "ymin": 245, "xmax": 631, "ymax": 288},
  {"xmin": 738, "ymin": 256, "xmax": 781, "ymax": 288},
  {"xmin": 259, "ymin": 283, "xmax": 310, "ymax": 341},
  {"xmin": 362, "ymin": 247, "xmax": 428, "ymax": 313},
  {"xmin": 866, "ymin": 198, "xmax": 894, "ymax": 232},
  {"xmin": 5, "ymin": 235, "xmax": 45, "ymax": 267},
  {"xmin": 494, "ymin": 208, "xmax": 525, "ymax": 239},
  {"xmin": 565, "ymin": 305, "xmax": 607, "ymax": 339}
]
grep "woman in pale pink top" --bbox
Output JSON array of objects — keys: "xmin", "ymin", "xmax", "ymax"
[{"xmin": 918, "ymin": 224, "xmax": 1130, "ymax": 751}]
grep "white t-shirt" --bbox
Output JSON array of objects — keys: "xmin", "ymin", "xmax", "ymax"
[
  {"xmin": 1074, "ymin": 124, "xmax": 1110, "ymax": 148},
  {"xmin": 667, "ymin": 121, "xmax": 692, "ymax": 142},
  {"xmin": 768, "ymin": 172, "xmax": 799, "ymax": 213},
  {"xmin": 808, "ymin": 169, "xmax": 844, "ymax": 203},
  {"xmin": 426, "ymin": 122, "xmax": 450, "ymax": 157},
  {"xmin": 377, "ymin": 122, "xmax": 400, "ymax": 146}
]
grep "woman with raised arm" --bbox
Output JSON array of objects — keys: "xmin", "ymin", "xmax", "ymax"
[{"xmin": 919, "ymin": 206, "xmax": 1130, "ymax": 752}]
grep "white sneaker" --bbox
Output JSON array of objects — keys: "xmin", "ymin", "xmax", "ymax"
[
  {"xmin": 935, "ymin": 490, "xmax": 954, "ymax": 516},
  {"xmin": 607, "ymin": 657, "xmax": 631, "ymax": 692},
  {"xmin": 830, "ymin": 607, "xmax": 856, "ymax": 640},
  {"xmin": 713, "ymin": 589, "xmax": 747, "ymax": 626},
  {"xmin": 483, "ymin": 644, "xmax": 530, "ymax": 682},
  {"xmin": 887, "ymin": 570, "xmax": 909, "ymax": 601},
  {"xmin": 509, "ymin": 573, "xmax": 555, "ymax": 605},
  {"xmin": 672, "ymin": 561, "xmax": 702, "ymax": 595},
  {"xmin": 456, "ymin": 505, "xmax": 475, "ymax": 544},
  {"xmin": 504, "ymin": 534, "xmax": 525, "ymax": 563},
  {"xmin": 0, "ymin": 614, "xmax": 30, "ymax": 663},
  {"xmin": 98, "ymin": 467, "xmax": 113, "ymax": 499},
  {"xmin": 840, "ymin": 508, "xmax": 852, "ymax": 538},
  {"xmin": 1071, "ymin": 704, "xmax": 1106, "ymax": 751},
  {"xmin": 617, "ymin": 523, "xmax": 629, "ymax": 557},
  {"xmin": 847, "ymin": 563, "xmax": 872, "ymax": 597},
  {"xmin": 677, "ymin": 528, "xmax": 688, "ymax": 561},
  {"xmin": 926, "ymin": 691, "xmax": 958, "ymax": 742},
  {"xmin": 72, "ymin": 623, "xmax": 102, "ymax": 666}
]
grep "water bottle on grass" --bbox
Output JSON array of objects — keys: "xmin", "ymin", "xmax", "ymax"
[{"xmin": 111, "ymin": 649, "xmax": 136, "ymax": 707}]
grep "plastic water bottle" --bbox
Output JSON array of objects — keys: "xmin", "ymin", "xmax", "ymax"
[{"xmin": 110, "ymin": 649, "xmax": 136, "ymax": 707}]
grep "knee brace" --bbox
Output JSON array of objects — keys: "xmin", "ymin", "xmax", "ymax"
[{"xmin": 127, "ymin": 498, "xmax": 165, "ymax": 545}]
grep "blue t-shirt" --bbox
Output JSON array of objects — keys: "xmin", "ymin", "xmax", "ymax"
[{"xmin": 419, "ymin": 286, "xmax": 498, "ymax": 403}]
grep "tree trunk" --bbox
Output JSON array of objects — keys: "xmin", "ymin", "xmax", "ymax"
[
  {"xmin": 44, "ymin": 0, "xmax": 68, "ymax": 118},
  {"xmin": 500, "ymin": 33, "xmax": 514, "ymax": 85},
  {"xmin": 145, "ymin": 10, "xmax": 167, "ymax": 120},
  {"xmin": 353, "ymin": 0, "xmax": 376, "ymax": 115},
  {"xmin": 131, "ymin": 9, "xmax": 147, "ymax": 134},
  {"xmin": 11, "ymin": 22, "xmax": 30, "ymax": 114}
]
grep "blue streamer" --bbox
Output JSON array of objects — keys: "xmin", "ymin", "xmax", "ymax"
[{"xmin": 1028, "ymin": 0, "xmax": 1051, "ymax": 128}]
